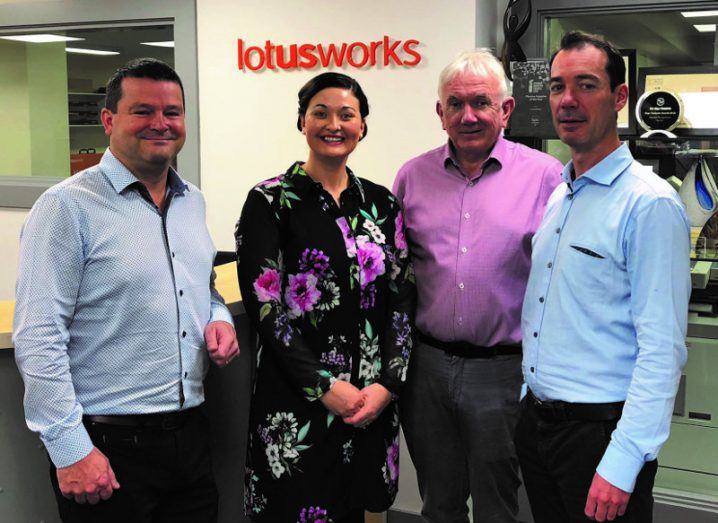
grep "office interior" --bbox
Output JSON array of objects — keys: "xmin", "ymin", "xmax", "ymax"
[{"xmin": 1, "ymin": 0, "xmax": 717, "ymax": 521}]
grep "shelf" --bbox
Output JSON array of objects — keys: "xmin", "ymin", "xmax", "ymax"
[
  {"xmin": 68, "ymin": 92, "xmax": 105, "ymax": 97},
  {"xmin": 69, "ymin": 125, "xmax": 103, "ymax": 128}
]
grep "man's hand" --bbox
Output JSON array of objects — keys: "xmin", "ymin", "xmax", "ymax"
[
  {"xmin": 320, "ymin": 380, "xmax": 365, "ymax": 417},
  {"xmin": 57, "ymin": 447, "xmax": 120, "ymax": 505},
  {"xmin": 204, "ymin": 320, "xmax": 239, "ymax": 367},
  {"xmin": 585, "ymin": 472, "xmax": 631, "ymax": 521},
  {"xmin": 343, "ymin": 383, "xmax": 392, "ymax": 428}
]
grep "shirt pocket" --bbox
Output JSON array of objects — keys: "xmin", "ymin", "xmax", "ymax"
[{"xmin": 565, "ymin": 242, "xmax": 611, "ymax": 300}]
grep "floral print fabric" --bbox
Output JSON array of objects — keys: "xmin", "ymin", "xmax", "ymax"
[{"xmin": 236, "ymin": 163, "xmax": 415, "ymax": 522}]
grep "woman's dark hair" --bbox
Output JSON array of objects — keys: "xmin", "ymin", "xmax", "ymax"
[
  {"xmin": 296, "ymin": 72, "xmax": 369, "ymax": 139},
  {"xmin": 549, "ymin": 31, "xmax": 625, "ymax": 91}
]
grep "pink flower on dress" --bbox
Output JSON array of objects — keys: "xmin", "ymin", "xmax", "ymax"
[
  {"xmin": 257, "ymin": 176, "xmax": 282, "ymax": 188},
  {"xmin": 356, "ymin": 237, "xmax": 385, "ymax": 286},
  {"xmin": 285, "ymin": 273, "xmax": 321, "ymax": 318},
  {"xmin": 386, "ymin": 436, "xmax": 400, "ymax": 482},
  {"xmin": 394, "ymin": 211, "xmax": 407, "ymax": 251},
  {"xmin": 335, "ymin": 217, "xmax": 357, "ymax": 256},
  {"xmin": 253, "ymin": 268, "xmax": 281, "ymax": 303}
]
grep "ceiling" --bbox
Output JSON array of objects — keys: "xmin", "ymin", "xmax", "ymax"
[{"xmin": 552, "ymin": 10, "xmax": 716, "ymax": 66}]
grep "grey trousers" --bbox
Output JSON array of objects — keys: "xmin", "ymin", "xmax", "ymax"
[{"xmin": 400, "ymin": 341, "xmax": 522, "ymax": 523}]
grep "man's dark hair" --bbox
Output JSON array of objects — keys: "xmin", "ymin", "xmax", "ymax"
[
  {"xmin": 549, "ymin": 31, "xmax": 626, "ymax": 91},
  {"xmin": 105, "ymin": 58, "xmax": 184, "ymax": 112},
  {"xmin": 296, "ymin": 72, "xmax": 370, "ymax": 140}
]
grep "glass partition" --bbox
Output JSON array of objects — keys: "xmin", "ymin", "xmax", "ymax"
[{"xmin": 0, "ymin": 24, "xmax": 173, "ymax": 179}]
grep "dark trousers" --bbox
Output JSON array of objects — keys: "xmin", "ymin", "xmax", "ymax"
[
  {"xmin": 50, "ymin": 408, "xmax": 217, "ymax": 523},
  {"xmin": 515, "ymin": 395, "xmax": 657, "ymax": 523},
  {"xmin": 401, "ymin": 341, "xmax": 522, "ymax": 523}
]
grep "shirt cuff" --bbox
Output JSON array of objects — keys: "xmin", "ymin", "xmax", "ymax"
[
  {"xmin": 209, "ymin": 302, "xmax": 234, "ymax": 325},
  {"xmin": 43, "ymin": 422, "xmax": 94, "ymax": 469},
  {"xmin": 596, "ymin": 441, "xmax": 644, "ymax": 493}
]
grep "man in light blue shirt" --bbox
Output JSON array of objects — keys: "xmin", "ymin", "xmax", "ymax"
[
  {"xmin": 517, "ymin": 32, "xmax": 690, "ymax": 523},
  {"xmin": 14, "ymin": 58, "xmax": 239, "ymax": 522}
]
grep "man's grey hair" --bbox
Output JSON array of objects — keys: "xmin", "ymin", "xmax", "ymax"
[{"xmin": 438, "ymin": 49, "xmax": 511, "ymax": 100}]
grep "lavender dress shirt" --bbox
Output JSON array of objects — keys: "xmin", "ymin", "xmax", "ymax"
[{"xmin": 393, "ymin": 135, "xmax": 562, "ymax": 347}]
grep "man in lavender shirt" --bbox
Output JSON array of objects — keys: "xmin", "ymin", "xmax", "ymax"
[{"xmin": 393, "ymin": 50, "xmax": 562, "ymax": 522}]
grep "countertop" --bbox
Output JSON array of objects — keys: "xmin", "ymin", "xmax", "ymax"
[{"xmin": 0, "ymin": 262, "xmax": 242, "ymax": 350}]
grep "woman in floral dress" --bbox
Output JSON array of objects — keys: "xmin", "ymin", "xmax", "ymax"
[{"xmin": 235, "ymin": 72, "xmax": 414, "ymax": 523}]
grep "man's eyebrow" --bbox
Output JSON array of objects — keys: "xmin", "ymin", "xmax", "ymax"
[{"xmin": 549, "ymin": 73, "xmax": 600, "ymax": 83}]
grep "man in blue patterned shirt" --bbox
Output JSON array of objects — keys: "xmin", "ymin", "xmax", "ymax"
[
  {"xmin": 517, "ymin": 32, "xmax": 690, "ymax": 522},
  {"xmin": 13, "ymin": 58, "xmax": 239, "ymax": 522}
]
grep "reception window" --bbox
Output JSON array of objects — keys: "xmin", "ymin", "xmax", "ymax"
[{"xmin": 0, "ymin": 24, "xmax": 173, "ymax": 180}]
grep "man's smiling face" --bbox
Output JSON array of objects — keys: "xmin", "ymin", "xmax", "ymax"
[{"xmin": 436, "ymin": 71, "xmax": 513, "ymax": 162}]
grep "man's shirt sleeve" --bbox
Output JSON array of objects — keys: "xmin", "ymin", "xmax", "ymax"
[
  {"xmin": 13, "ymin": 192, "xmax": 95, "ymax": 468},
  {"xmin": 208, "ymin": 268, "xmax": 234, "ymax": 325},
  {"xmin": 596, "ymin": 195, "xmax": 690, "ymax": 492}
]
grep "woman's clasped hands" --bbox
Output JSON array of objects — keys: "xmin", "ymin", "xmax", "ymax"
[{"xmin": 320, "ymin": 380, "xmax": 392, "ymax": 429}]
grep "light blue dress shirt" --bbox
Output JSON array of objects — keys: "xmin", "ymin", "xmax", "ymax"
[
  {"xmin": 521, "ymin": 143, "xmax": 690, "ymax": 492},
  {"xmin": 13, "ymin": 149, "xmax": 232, "ymax": 468}
]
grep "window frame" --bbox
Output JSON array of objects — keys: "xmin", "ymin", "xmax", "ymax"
[{"xmin": 0, "ymin": 0, "xmax": 199, "ymax": 208}]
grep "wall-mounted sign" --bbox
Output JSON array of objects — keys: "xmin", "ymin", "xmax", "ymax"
[{"xmin": 237, "ymin": 36, "xmax": 422, "ymax": 72}]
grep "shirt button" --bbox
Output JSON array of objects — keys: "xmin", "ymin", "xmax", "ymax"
[
  {"xmin": 547, "ymin": 262, "xmax": 553, "ymax": 269},
  {"xmin": 184, "ymin": 371, "xmax": 188, "ymax": 378},
  {"xmin": 464, "ymin": 212, "xmax": 470, "ymax": 219},
  {"xmin": 539, "ymin": 297, "xmax": 544, "ymax": 303},
  {"xmin": 461, "ymin": 247, "xmax": 468, "ymax": 254},
  {"xmin": 530, "ymin": 367, "xmax": 535, "ymax": 373},
  {"xmin": 533, "ymin": 332, "xmax": 538, "ymax": 338},
  {"xmin": 568, "ymin": 194, "xmax": 574, "ymax": 200},
  {"xmin": 182, "ymin": 331, "xmax": 187, "ymax": 338},
  {"xmin": 458, "ymin": 283, "xmax": 465, "ymax": 290},
  {"xmin": 172, "ymin": 252, "xmax": 176, "ymax": 258},
  {"xmin": 179, "ymin": 289, "xmax": 184, "ymax": 297},
  {"xmin": 457, "ymin": 316, "xmax": 463, "ymax": 324},
  {"xmin": 555, "ymin": 227, "xmax": 561, "ymax": 234}
]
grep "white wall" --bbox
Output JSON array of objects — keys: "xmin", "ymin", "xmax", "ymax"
[{"xmin": 197, "ymin": 0, "xmax": 477, "ymax": 251}]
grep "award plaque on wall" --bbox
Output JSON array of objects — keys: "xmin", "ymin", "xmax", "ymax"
[
  {"xmin": 508, "ymin": 60, "xmax": 557, "ymax": 138},
  {"xmin": 636, "ymin": 90, "xmax": 683, "ymax": 137},
  {"xmin": 637, "ymin": 66, "xmax": 718, "ymax": 137}
]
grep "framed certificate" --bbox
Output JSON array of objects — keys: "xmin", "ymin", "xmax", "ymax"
[{"xmin": 637, "ymin": 66, "xmax": 718, "ymax": 137}]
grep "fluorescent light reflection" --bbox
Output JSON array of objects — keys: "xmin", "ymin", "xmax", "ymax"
[
  {"xmin": 140, "ymin": 41, "xmax": 175, "ymax": 48},
  {"xmin": 65, "ymin": 47, "xmax": 120, "ymax": 56},
  {"xmin": 0, "ymin": 34, "xmax": 83, "ymax": 43},
  {"xmin": 681, "ymin": 11, "xmax": 718, "ymax": 18},
  {"xmin": 694, "ymin": 24, "xmax": 717, "ymax": 32}
]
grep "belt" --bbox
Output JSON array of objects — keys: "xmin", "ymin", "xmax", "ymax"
[
  {"xmin": 526, "ymin": 389, "xmax": 624, "ymax": 422},
  {"xmin": 84, "ymin": 407, "xmax": 199, "ymax": 430},
  {"xmin": 418, "ymin": 331, "xmax": 521, "ymax": 358}
]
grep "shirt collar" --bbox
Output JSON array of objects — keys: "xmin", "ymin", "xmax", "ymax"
[
  {"xmin": 100, "ymin": 148, "xmax": 188, "ymax": 196},
  {"xmin": 442, "ymin": 134, "xmax": 505, "ymax": 175},
  {"xmin": 285, "ymin": 161, "xmax": 365, "ymax": 203},
  {"xmin": 562, "ymin": 142, "xmax": 632, "ymax": 188}
]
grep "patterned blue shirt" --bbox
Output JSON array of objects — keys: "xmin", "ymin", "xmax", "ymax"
[
  {"xmin": 13, "ymin": 149, "xmax": 232, "ymax": 468},
  {"xmin": 522, "ymin": 143, "xmax": 690, "ymax": 492}
]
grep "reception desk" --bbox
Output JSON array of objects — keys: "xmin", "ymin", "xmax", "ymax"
[{"xmin": 0, "ymin": 262, "xmax": 242, "ymax": 350}]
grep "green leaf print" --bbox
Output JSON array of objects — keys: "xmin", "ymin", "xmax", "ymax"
[
  {"xmin": 359, "ymin": 209, "xmax": 374, "ymax": 222},
  {"xmin": 365, "ymin": 319, "xmax": 373, "ymax": 339},
  {"xmin": 259, "ymin": 303, "xmax": 272, "ymax": 321},
  {"xmin": 297, "ymin": 421, "xmax": 311, "ymax": 443},
  {"xmin": 327, "ymin": 412, "xmax": 336, "ymax": 427}
]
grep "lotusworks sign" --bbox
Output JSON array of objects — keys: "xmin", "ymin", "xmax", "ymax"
[{"xmin": 237, "ymin": 36, "xmax": 422, "ymax": 72}]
